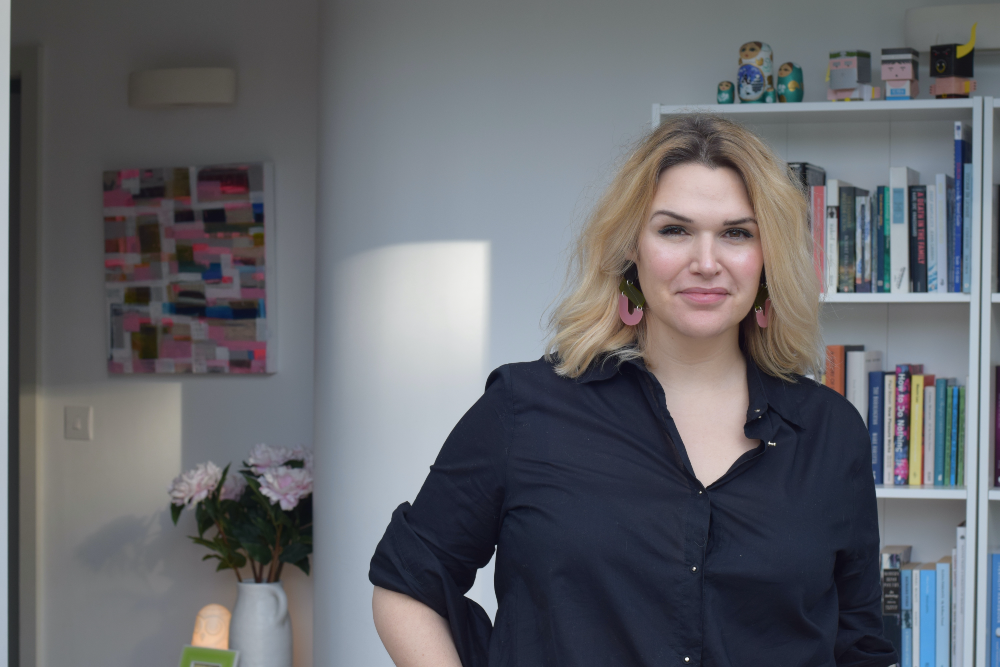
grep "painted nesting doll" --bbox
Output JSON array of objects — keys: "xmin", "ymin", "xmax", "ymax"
[
  {"xmin": 776, "ymin": 62, "xmax": 804, "ymax": 102},
  {"xmin": 737, "ymin": 41, "xmax": 774, "ymax": 103},
  {"xmin": 717, "ymin": 81, "xmax": 735, "ymax": 104}
]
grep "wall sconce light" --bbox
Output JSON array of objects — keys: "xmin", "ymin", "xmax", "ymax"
[{"xmin": 128, "ymin": 67, "xmax": 237, "ymax": 108}]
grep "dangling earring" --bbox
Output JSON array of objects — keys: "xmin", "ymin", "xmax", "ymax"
[
  {"xmin": 618, "ymin": 263, "xmax": 645, "ymax": 326},
  {"xmin": 754, "ymin": 281, "xmax": 772, "ymax": 328}
]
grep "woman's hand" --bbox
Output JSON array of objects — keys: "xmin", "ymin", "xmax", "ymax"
[{"xmin": 372, "ymin": 586, "xmax": 463, "ymax": 667}]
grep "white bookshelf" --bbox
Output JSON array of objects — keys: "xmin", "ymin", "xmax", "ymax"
[
  {"xmin": 977, "ymin": 96, "xmax": 1000, "ymax": 667},
  {"xmin": 656, "ymin": 98, "xmax": 983, "ymax": 667}
]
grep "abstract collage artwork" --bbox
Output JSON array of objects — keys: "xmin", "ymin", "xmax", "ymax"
[{"xmin": 103, "ymin": 163, "xmax": 276, "ymax": 374}]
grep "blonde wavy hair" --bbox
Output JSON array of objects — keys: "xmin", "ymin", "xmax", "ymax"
[{"xmin": 546, "ymin": 114, "xmax": 823, "ymax": 381}]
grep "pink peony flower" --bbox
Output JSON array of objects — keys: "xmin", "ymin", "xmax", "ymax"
[
  {"xmin": 220, "ymin": 472, "xmax": 247, "ymax": 501},
  {"xmin": 168, "ymin": 462, "xmax": 222, "ymax": 507},
  {"xmin": 247, "ymin": 443, "xmax": 294, "ymax": 474},
  {"xmin": 259, "ymin": 465, "xmax": 313, "ymax": 511},
  {"xmin": 288, "ymin": 445, "xmax": 314, "ymax": 472}
]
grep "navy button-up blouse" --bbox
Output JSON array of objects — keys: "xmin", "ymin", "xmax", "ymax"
[{"xmin": 369, "ymin": 353, "xmax": 898, "ymax": 667}]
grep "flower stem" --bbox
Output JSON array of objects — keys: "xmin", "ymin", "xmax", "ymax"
[{"xmin": 214, "ymin": 519, "xmax": 243, "ymax": 583}]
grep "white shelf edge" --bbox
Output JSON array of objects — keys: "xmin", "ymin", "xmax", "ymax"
[
  {"xmin": 658, "ymin": 98, "xmax": 978, "ymax": 115},
  {"xmin": 822, "ymin": 293, "xmax": 971, "ymax": 304},
  {"xmin": 875, "ymin": 485, "xmax": 967, "ymax": 499},
  {"xmin": 991, "ymin": 293, "xmax": 1000, "ymax": 303},
  {"xmin": 988, "ymin": 489, "xmax": 1000, "ymax": 501}
]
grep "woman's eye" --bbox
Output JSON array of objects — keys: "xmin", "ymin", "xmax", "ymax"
[
  {"xmin": 724, "ymin": 228, "xmax": 753, "ymax": 239},
  {"xmin": 658, "ymin": 225, "xmax": 686, "ymax": 236}
]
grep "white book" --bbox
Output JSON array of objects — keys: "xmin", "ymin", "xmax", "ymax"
[
  {"xmin": 926, "ymin": 184, "xmax": 938, "ymax": 292},
  {"xmin": 955, "ymin": 522, "xmax": 966, "ymax": 666},
  {"xmin": 934, "ymin": 174, "xmax": 951, "ymax": 293},
  {"xmin": 846, "ymin": 347, "xmax": 866, "ymax": 420},
  {"xmin": 826, "ymin": 180, "xmax": 850, "ymax": 293},
  {"xmin": 889, "ymin": 167, "xmax": 920, "ymax": 292},
  {"xmin": 924, "ymin": 384, "xmax": 936, "ymax": 485},
  {"xmin": 952, "ymin": 547, "xmax": 958, "ymax": 667},
  {"xmin": 883, "ymin": 373, "xmax": 896, "ymax": 486}
]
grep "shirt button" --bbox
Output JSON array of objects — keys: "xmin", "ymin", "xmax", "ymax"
[
  {"xmin": 684, "ymin": 658, "xmax": 691, "ymax": 663},
  {"xmin": 697, "ymin": 490, "xmax": 703, "ymax": 495},
  {"xmin": 691, "ymin": 566, "xmax": 698, "ymax": 572}
]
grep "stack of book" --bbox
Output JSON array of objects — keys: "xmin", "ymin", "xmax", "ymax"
[
  {"xmin": 810, "ymin": 121, "xmax": 972, "ymax": 294},
  {"xmin": 881, "ymin": 525, "xmax": 968, "ymax": 667},
  {"xmin": 822, "ymin": 345, "xmax": 967, "ymax": 486}
]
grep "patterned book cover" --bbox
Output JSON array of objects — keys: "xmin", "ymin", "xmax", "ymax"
[{"xmin": 894, "ymin": 365, "xmax": 911, "ymax": 484}]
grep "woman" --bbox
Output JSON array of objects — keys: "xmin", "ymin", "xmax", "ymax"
[{"xmin": 369, "ymin": 115, "xmax": 897, "ymax": 667}]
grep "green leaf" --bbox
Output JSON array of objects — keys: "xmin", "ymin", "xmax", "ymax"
[
  {"xmin": 170, "ymin": 503, "xmax": 184, "ymax": 525},
  {"xmin": 279, "ymin": 542, "xmax": 311, "ymax": 564},
  {"xmin": 243, "ymin": 542, "xmax": 272, "ymax": 565},
  {"xmin": 291, "ymin": 556, "xmax": 310, "ymax": 576}
]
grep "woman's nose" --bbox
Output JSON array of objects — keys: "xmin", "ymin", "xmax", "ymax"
[{"xmin": 689, "ymin": 233, "xmax": 720, "ymax": 275}]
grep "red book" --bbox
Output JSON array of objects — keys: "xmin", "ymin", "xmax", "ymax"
[
  {"xmin": 826, "ymin": 345, "xmax": 845, "ymax": 396},
  {"xmin": 811, "ymin": 186, "xmax": 826, "ymax": 293}
]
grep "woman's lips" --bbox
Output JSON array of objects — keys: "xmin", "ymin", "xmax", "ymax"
[{"xmin": 678, "ymin": 288, "xmax": 728, "ymax": 304}]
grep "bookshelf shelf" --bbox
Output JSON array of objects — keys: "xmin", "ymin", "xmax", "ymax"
[
  {"xmin": 822, "ymin": 293, "xmax": 971, "ymax": 304},
  {"xmin": 875, "ymin": 485, "xmax": 967, "ymax": 500},
  {"xmin": 991, "ymin": 293, "xmax": 1000, "ymax": 303},
  {"xmin": 654, "ymin": 99, "xmax": 976, "ymax": 126},
  {"xmin": 988, "ymin": 489, "xmax": 1000, "ymax": 501}
]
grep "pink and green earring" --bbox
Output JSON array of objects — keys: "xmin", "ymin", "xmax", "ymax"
[
  {"xmin": 618, "ymin": 264, "xmax": 645, "ymax": 326},
  {"xmin": 754, "ymin": 282, "xmax": 772, "ymax": 328}
]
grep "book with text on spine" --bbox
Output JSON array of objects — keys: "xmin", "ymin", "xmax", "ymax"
[
  {"xmin": 884, "ymin": 373, "xmax": 897, "ymax": 486},
  {"xmin": 870, "ymin": 371, "xmax": 885, "ymax": 482},
  {"xmin": 811, "ymin": 185, "xmax": 826, "ymax": 293},
  {"xmin": 953, "ymin": 121, "xmax": 970, "ymax": 292},
  {"xmin": 934, "ymin": 174, "xmax": 953, "ymax": 293},
  {"xmin": 926, "ymin": 184, "xmax": 938, "ymax": 293},
  {"xmin": 890, "ymin": 167, "xmax": 920, "ymax": 292},
  {"xmin": 826, "ymin": 180, "xmax": 849, "ymax": 294},
  {"xmin": 935, "ymin": 378, "xmax": 947, "ymax": 486},
  {"xmin": 908, "ymin": 374, "xmax": 924, "ymax": 486},
  {"xmin": 895, "ymin": 365, "xmax": 912, "ymax": 484},
  {"xmin": 923, "ymin": 378, "xmax": 936, "ymax": 486},
  {"xmin": 909, "ymin": 185, "xmax": 928, "ymax": 292},
  {"xmin": 839, "ymin": 186, "xmax": 859, "ymax": 292}
]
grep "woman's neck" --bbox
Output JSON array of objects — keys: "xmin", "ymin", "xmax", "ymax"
[{"xmin": 643, "ymin": 324, "xmax": 745, "ymax": 396}]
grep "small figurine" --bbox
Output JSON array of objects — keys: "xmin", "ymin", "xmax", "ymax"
[
  {"xmin": 827, "ymin": 50, "xmax": 882, "ymax": 101},
  {"xmin": 738, "ymin": 41, "xmax": 774, "ymax": 103},
  {"xmin": 930, "ymin": 24, "xmax": 977, "ymax": 98},
  {"xmin": 763, "ymin": 86, "xmax": 777, "ymax": 103},
  {"xmin": 717, "ymin": 81, "xmax": 735, "ymax": 104},
  {"xmin": 776, "ymin": 62, "xmax": 804, "ymax": 102},
  {"xmin": 192, "ymin": 603, "xmax": 232, "ymax": 650},
  {"xmin": 881, "ymin": 48, "xmax": 919, "ymax": 100}
]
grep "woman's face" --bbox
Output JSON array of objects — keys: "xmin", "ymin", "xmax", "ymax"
[{"xmin": 634, "ymin": 163, "xmax": 763, "ymax": 343}]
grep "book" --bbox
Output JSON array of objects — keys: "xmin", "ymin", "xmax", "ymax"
[
  {"xmin": 871, "ymin": 371, "xmax": 885, "ymax": 482},
  {"xmin": 950, "ymin": 382, "xmax": 959, "ymax": 486},
  {"xmin": 935, "ymin": 558, "xmax": 950, "ymax": 667},
  {"xmin": 923, "ymin": 381, "xmax": 936, "ymax": 486},
  {"xmin": 919, "ymin": 563, "xmax": 936, "ymax": 667},
  {"xmin": 926, "ymin": 184, "xmax": 938, "ymax": 293},
  {"xmin": 953, "ymin": 121, "xmax": 970, "ymax": 292},
  {"xmin": 963, "ymin": 162, "xmax": 972, "ymax": 293},
  {"xmin": 909, "ymin": 374, "xmax": 924, "ymax": 486},
  {"xmin": 991, "ymin": 553, "xmax": 1000, "ymax": 666},
  {"xmin": 935, "ymin": 378, "xmax": 947, "ymax": 486},
  {"xmin": 958, "ymin": 385, "xmax": 965, "ymax": 486},
  {"xmin": 890, "ymin": 167, "xmax": 920, "ymax": 292},
  {"xmin": 839, "ymin": 186, "xmax": 858, "ymax": 292},
  {"xmin": 910, "ymin": 185, "xmax": 928, "ymax": 292},
  {"xmin": 883, "ymin": 184, "xmax": 892, "ymax": 292},
  {"xmin": 847, "ymin": 347, "xmax": 881, "ymax": 425},
  {"xmin": 945, "ymin": 381, "xmax": 954, "ymax": 485},
  {"xmin": 876, "ymin": 186, "xmax": 887, "ymax": 292},
  {"xmin": 895, "ymin": 365, "xmax": 912, "ymax": 484},
  {"xmin": 955, "ymin": 523, "xmax": 966, "ymax": 667},
  {"xmin": 902, "ymin": 562, "xmax": 916, "ymax": 667},
  {"xmin": 952, "ymin": 548, "xmax": 958, "ymax": 667},
  {"xmin": 788, "ymin": 162, "xmax": 826, "ymax": 188},
  {"xmin": 826, "ymin": 180, "xmax": 846, "ymax": 293},
  {"xmin": 859, "ymin": 193, "xmax": 872, "ymax": 292},
  {"xmin": 934, "ymin": 174, "xmax": 953, "ymax": 293},
  {"xmin": 885, "ymin": 373, "xmax": 897, "ymax": 486},
  {"xmin": 826, "ymin": 345, "xmax": 846, "ymax": 396},
  {"xmin": 812, "ymin": 185, "xmax": 826, "ymax": 292}
]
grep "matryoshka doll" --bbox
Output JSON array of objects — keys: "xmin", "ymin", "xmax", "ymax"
[
  {"xmin": 717, "ymin": 81, "xmax": 735, "ymax": 104},
  {"xmin": 737, "ymin": 41, "xmax": 774, "ymax": 103},
  {"xmin": 776, "ymin": 62, "xmax": 804, "ymax": 102}
]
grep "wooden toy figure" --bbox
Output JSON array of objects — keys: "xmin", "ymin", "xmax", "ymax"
[
  {"xmin": 776, "ymin": 62, "xmax": 803, "ymax": 102},
  {"xmin": 737, "ymin": 41, "xmax": 773, "ymax": 103},
  {"xmin": 881, "ymin": 48, "xmax": 919, "ymax": 100},
  {"xmin": 717, "ymin": 81, "xmax": 735, "ymax": 104},
  {"xmin": 827, "ymin": 50, "xmax": 882, "ymax": 101},
  {"xmin": 930, "ymin": 23, "xmax": 977, "ymax": 98}
]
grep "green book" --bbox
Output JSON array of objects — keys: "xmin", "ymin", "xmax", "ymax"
[
  {"xmin": 958, "ymin": 385, "xmax": 965, "ymax": 486},
  {"xmin": 944, "ymin": 384, "xmax": 953, "ymax": 485}
]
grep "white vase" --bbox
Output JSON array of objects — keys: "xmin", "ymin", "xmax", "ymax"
[{"xmin": 230, "ymin": 581, "xmax": 292, "ymax": 667}]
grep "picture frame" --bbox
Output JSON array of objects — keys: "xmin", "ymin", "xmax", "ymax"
[{"xmin": 178, "ymin": 645, "xmax": 240, "ymax": 667}]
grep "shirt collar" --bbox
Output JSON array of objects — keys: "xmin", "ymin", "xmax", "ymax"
[{"xmin": 576, "ymin": 349, "xmax": 805, "ymax": 428}]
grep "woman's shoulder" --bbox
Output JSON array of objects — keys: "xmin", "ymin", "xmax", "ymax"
[{"xmin": 489, "ymin": 354, "xmax": 630, "ymax": 392}]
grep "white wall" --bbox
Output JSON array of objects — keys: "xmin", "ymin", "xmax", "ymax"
[
  {"xmin": 12, "ymin": 1, "xmax": 319, "ymax": 665},
  {"xmin": 313, "ymin": 0, "xmax": 1000, "ymax": 664}
]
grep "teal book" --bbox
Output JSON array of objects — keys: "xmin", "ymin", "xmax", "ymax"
[
  {"xmin": 920, "ymin": 564, "xmax": 936, "ymax": 667},
  {"xmin": 958, "ymin": 385, "xmax": 965, "ymax": 486},
  {"xmin": 944, "ymin": 383, "xmax": 953, "ymax": 485},
  {"xmin": 934, "ymin": 378, "xmax": 947, "ymax": 485},
  {"xmin": 950, "ymin": 384, "xmax": 959, "ymax": 486}
]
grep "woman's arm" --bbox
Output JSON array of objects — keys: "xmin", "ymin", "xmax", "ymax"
[{"xmin": 372, "ymin": 586, "xmax": 463, "ymax": 667}]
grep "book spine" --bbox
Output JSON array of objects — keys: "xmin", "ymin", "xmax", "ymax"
[
  {"xmin": 956, "ymin": 526, "xmax": 967, "ymax": 667},
  {"xmin": 913, "ymin": 567, "xmax": 922, "ymax": 667},
  {"xmin": 902, "ymin": 566, "xmax": 913, "ymax": 667},
  {"xmin": 812, "ymin": 186, "xmax": 826, "ymax": 293},
  {"xmin": 885, "ymin": 374, "xmax": 897, "ymax": 486},
  {"xmin": 863, "ymin": 196, "xmax": 872, "ymax": 292},
  {"xmin": 963, "ymin": 163, "xmax": 972, "ymax": 293},
  {"xmin": 927, "ymin": 184, "xmax": 937, "ymax": 292},
  {"xmin": 910, "ymin": 186, "xmax": 927, "ymax": 293},
  {"xmin": 909, "ymin": 375, "xmax": 924, "ymax": 486},
  {"xmin": 936, "ymin": 379, "xmax": 947, "ymax": 485},
  {"xmin": 947, "ymin": 178, "xmax": 956, "ymax": 292},
  {"xmin": 876, "ymin": 187, "xmax": 886, "ymax": 292},
  {"xmin": 895, "ymin": 365, "xmax": 912, "ymax": 484},
  {"xmin": 924, "ymin": 385, "xmax": 935, "ymax": 486},
  {"xmin": 921, "ymin": 567, "xmax": 936, "ymax": 667},
  {"xmin": 885, "ymin": 185, "xmax": 893, "ymax": 292},
  {"xmin": 954, "ymin": 122, "xmax": 965, "ymax": 292},
  {"xmin": 952, "ymin": 549, "xmax": 958, "ymax": 667},
  {"xmin": 826, "ymin": 203, "xmax": 839, "ymax": 292},
  {"xmin": 856, "ymin": 195, "xmax": 864, "ymax": 292},
  {"xmin": 935, "ymin": 175, "xmax": 949, "ymax": 293},
  {"xmin": 846, "ymin": 347, "xmax": 866, "ymax": 420},
  {"xmin": 827, "ymin": 345, "xmax": 845, "ymax": 396},
  {"xmin": 958, "ymin": 385, "xmax": 966, "ymax": 486},
  {"xmin": 950, "ymin": 386, "xmax": 959, "ymax": 486},
  {"xmin": 936, "ymin": 562, "xmax": 949, "ymax": 667},
  {"xmin": 870, "ymin": 371, "xmax": 884, "ymax": 482},
  {"xmin": 945, "ymin": 385, "xmax": 954, "ymax": 485},
  {"xmin": 839, "ymin": 188, "xmax": 857, "ymax": 292}
]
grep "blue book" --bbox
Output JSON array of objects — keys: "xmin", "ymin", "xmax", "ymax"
[
  {"xmin": 920, "ymin": 565, "xmax": 935, "ymax": 667},
  {"xmin": 870, "ymin": 371, "xmax": 885, "ymax": 481},
  {"xmin": 876, "ymin": 187, "xmax": 886, "ymax": 292},
  {"xmin": 992, "ymin": 553, "xmax": 1000, "ymax": 666},
  {"xmin": 951, "ymin": 385, "xmax": 960, "ymax": 486},
  {"xmin": 934, "ymin": 378, "xmax": 947, "ymax": 485},
  {"xmin": 953, "ymin": 121, "xmax": 971, "ymax": 292},
  {"xmin": 902, "ymin": 566, "xmax": 913, "ymax": 667},
  {"xmin": 963, "ymin": 162, "xmax": 973, "ymax": 292},
  {"xmin": 935, "ymin": 559, "xmax": 950, "ymax": 667}
]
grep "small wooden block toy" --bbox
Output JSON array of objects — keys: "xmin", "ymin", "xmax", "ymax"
[
  {"xmin": 881, "ymin": 48, "xmax": 919, "ymax": 100},
  {"xmin": 717, "ymin": 81, "xmax": 735, "ymax": 104},
  {"xmin": 930, "ymin": 24, "xmax": 977, "ymax": 98},
  {"xmin": 738, "ymin": 41, "xmax": 774, "ymax": 103},
  {"xmin": 776, "ymin": 62, "xmax": 803, "ymax": 102},
  {"xmin": 827, "ymin": 50, "xmax": 881, "ymax": 101}
]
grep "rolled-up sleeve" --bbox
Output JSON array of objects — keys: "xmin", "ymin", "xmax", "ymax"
[
  {"xmin": 833, "ymin": 418, "xmax": 898, "ymax": 667},
  {"xmin": 369, "ymin": 366, "xmax": 512, "ymax": 667}
]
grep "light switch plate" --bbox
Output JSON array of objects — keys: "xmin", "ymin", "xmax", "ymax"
[{"xmin": 64, "ymin": 406, "xmax": 93, "ymax": 441}]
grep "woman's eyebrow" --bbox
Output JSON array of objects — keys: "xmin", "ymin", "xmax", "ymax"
[{"xmin": 651, "ymin": 209, "xmax": 757, "ymax": 226}]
